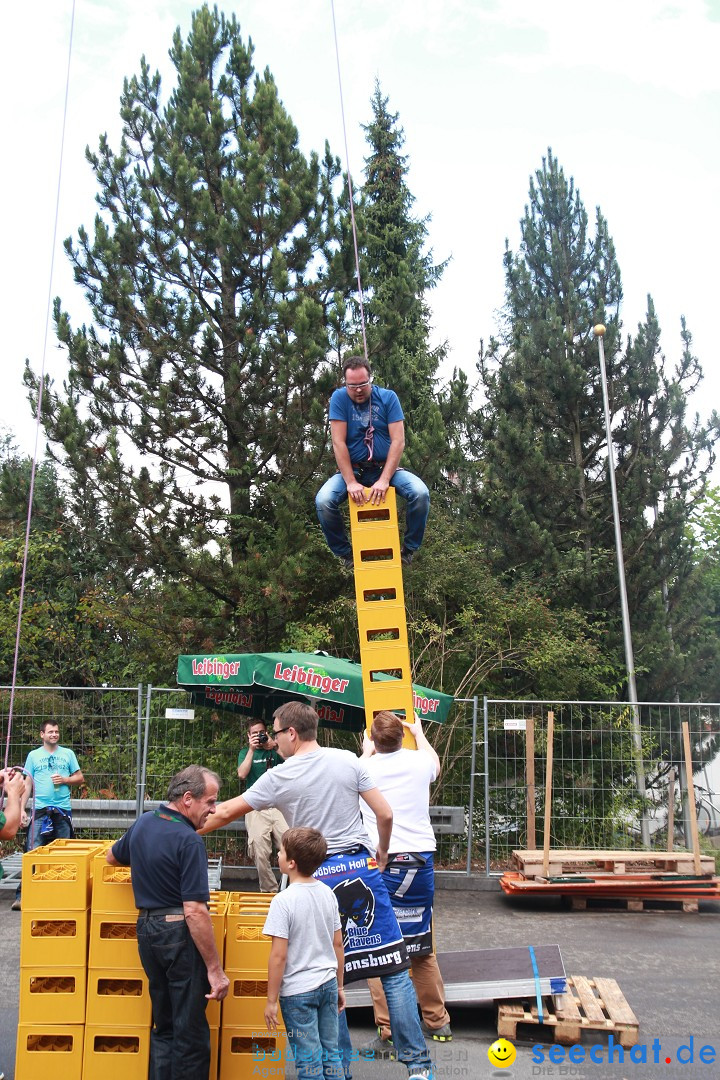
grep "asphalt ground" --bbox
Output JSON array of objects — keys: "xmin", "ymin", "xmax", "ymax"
[{"xmin": 2, "ymin": 879, "xmax": 719, "ymax": 1080}]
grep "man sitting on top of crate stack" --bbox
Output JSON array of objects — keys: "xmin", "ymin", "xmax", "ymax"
[{"xmin": 315, "ymin": 355, "xmax": 430, "ymax": 568}]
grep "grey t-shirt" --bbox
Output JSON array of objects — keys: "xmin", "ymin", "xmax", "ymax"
[
  {"xmin": 263, "ymin": 880, "xmax": 341, "ymax": 996},
  {"xmin": 244, "ymin": 747, "xmax": 376, "ymax": 854}
]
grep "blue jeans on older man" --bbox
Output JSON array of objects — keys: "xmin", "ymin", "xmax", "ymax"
[
  {"xmin": 279, "ymin": 975, "xmax": 343, "ymax": 1079},
  {"xmin": 137, "ymin": 914, "xmax": 211, "ymax": 1080},
  {"xmin": 315, "ymin": 466, "xmax": 430, "ymax": 560}
]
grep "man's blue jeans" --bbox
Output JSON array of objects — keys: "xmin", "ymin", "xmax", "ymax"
[
  {"xmin": 279, "ymin": 976, "xmax": 343, "ymax": 1079},
  {"xmin": 315, "ymin": 466, "xmax": 430, "ymax": 559},
  {"xmin": 136, "ymin": 915, "xmax": 210, "ymax": 1080},
  {"xmin": 338, "ymin": 968, "xmax": 432, "ymax": 1078}
]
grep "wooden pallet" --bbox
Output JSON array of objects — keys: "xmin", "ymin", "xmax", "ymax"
[
  {"xmin": 512, "ymin": 848, "xmax": 715, "ymax": 878},
  {"xmin": 497, "ymin": 975, "xmax": 639, "ymax": 1048},
  {"xmin": 567, "ymin": 895, "xmax": 700, "ymax": 913}
]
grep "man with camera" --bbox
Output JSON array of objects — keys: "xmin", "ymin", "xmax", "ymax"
[{"xmin": 237, "ymin": 720, "xmax": 288, "ymax": 893}]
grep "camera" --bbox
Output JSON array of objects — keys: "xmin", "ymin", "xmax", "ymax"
[{"xmin": 256, "ymin": 732, "xmax": 269, "ymax": 744}]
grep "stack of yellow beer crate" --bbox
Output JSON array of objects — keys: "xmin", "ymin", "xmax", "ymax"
[
  {"xmin": 220, "ymin": 893, "xmax": 286, "ymax": 1080},
  {"xmin": 83, "ymin": 848, "xmax": 150, "ymax": 1078},
  {"xmin": 16, "ymin": 839, "xmax": 109, "ymax": 1080},
  {"xmin": 16, "ymin": 841, "xmax": 285, "ymax": 1079}
]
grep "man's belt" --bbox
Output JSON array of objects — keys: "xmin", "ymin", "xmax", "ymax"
[
  {"xmin": 138, "ymin": 906, "xmax": 185, "ymax": 917},
  {"xmin": 352, "ymin": 460, "xmax": 386, "ymax": 469}
]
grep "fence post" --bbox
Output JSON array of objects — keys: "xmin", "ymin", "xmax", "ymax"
[
  {"xmin": 137, "ymin": 684, "xmax": 153, "ymax": 817},
  {"xmin": 134, "ymin": 684, "xmax": 143, "ymax": 818},
  {"xmin": 483, "ymin": 695, "xmax": 491, "ymax": 876},
  {"xmin": 466, "ymin": 697, "xmax": 478, "ymax": 876}
]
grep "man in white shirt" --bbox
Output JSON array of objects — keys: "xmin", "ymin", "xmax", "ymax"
[{"xmin": 361, "ymin": 711, "xmax": 452, "ymax": 1048}]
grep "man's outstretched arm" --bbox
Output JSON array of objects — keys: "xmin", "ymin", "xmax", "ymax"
[{"xmin": 197, "ymin": 794, "xmax": 253, "ymax": 835}]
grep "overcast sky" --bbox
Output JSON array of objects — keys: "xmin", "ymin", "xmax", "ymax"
[{"xmin": 1, "ymin": 0, "xmax": 718, "ymax": 478}]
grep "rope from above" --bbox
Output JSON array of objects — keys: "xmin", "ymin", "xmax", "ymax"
[
  {"xmin": 330, "ymin": 0, "xmax": 370, "ymax": 368},
  {"xmin": 3, "ymin": 0, "xmax": 77, "ymax": 786}
]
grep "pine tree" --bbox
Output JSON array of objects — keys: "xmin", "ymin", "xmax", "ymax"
[
  {"xmin": 477, "ymin": 150, "xmax": 719, "ymax": 697},
  {"xmin": 25, "ymin": 6, "xmax": 350, "ymax": 644}
]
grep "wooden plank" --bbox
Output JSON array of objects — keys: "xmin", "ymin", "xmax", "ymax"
[
  {"xmin": 553, "ymin": 988, "xmax": 582, "ymax": 1024},
  {"xmin": 667, "ymin": 768, "xmax": 676, "ymax": 853},
  {"xmin": 681, "ymin": 721, "xmax": 703, "ymax": 876},
  {"xmin": 592, "ymin": 977, "xmax": 639, "ymax": 1027},
  {"xmin": 570, "ymin": 975, "xmax": 607, "ymax": 1024}
]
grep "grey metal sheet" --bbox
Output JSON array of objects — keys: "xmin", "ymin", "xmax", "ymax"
[{"xmin": 345, "ymin": 944, "xmax": 566, "ymax": 1006}]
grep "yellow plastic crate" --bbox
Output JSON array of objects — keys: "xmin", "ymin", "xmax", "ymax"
[
  {"xmin": 20, "ymin": 909, "xmax": 90, "ymax": 968},
  {"xmin": 209, "ymin": 895, "xmax": 228, "ymax": 962},
  {"xmin": 19, "ymin": 966, "xmax": 87, "ymax": 1025},
  {"xmin": 209, "ymin": 1025, "xmax": 219, "ymax": 1080},
  {"xmin": 224, "ymin": 920, "xmax": 272, "ymax": 972},
  {"xmin": 21, "ymin": 850, "xmax": 95, "ymax": 911},
  {"xmin": 222, "ymin": 979, "xmax": 284, "ymax": 1030},
  {"xmin": 82, "ymin": 1026, "xmax": 149, "ymax": 1080},
  {"xmin": 219, "ymin": 1029, "xmax": 288, "ymax": 1080},
  {"xmin": 227, "ymin": 891, "xmax": 274, "ymax": 904},
  {"xmin": 219, "ymin": 1030, "xmax": 289, "ymax": 1080},
  {"xmin": 85, "ymin": 967, "xmax": 151, "ymax": 1027},
  {"xmin": 91, "ymin": 855, "xmax": 137, "ymax": 913},
  {"xmin": 15, "ymin": 1024, "xmax": 84, "ymax": 1080},
  {"xmin": 88, "ymin": 911, "xmax": 142, "ymax": 969}
]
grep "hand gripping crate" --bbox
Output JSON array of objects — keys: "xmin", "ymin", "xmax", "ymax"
[
  {"xmin": 82, "ymin": 1026, "xmax": 150, "ymax": 1080},
  {"xmin": 20, "ymin": 909, "xmax": 90, "ymax": 968},
  {"xmin": 91, "ymin": 853, "xmax": 137, "ymax": 913},
  {"xmin": 85, "ymin": 967, "xmax": 151, "ymax": 1027},
  {"xmin": 15, "ymin": 1024, "xmax": 84, "ymax": 1080},
  {"xmin": 89, "ymin": 910, "xmax": 142, "ymax": 970},
  {"xmin": 219, "ymin": 1030, "xmax": 289, "ymax": 1080},
  {"xmin": 19, "ymin": 965, "xmax": 88, "ymax": 1025}
]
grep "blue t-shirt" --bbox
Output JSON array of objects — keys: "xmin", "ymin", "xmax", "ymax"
[
  {"xmin": 329, "ymin": 385, "xmax": 404, "ymax": 464},
  {"xmin": 111, "ymin": 805, "xmax": 210, "ymax": 909},
  {"xmin": 24, "ymin": 745, "xmax": 81, "ymax": 810}
]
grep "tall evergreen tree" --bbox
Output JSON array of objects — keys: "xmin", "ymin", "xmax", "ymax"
[
  {"xmin": 477, "ymin": 150, "xmax": 719, "ymax": 698},
  {"xmin": 26, "ymin": 5, "xmax": 350, "ymax": 646}
]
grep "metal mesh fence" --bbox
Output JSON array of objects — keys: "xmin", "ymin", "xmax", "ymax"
[
  {"xmin": 484, "ymin": 699, "xmax": 720, "ymax": 868},
  {"xmin": 1, "ymin": 685, "xmax": 142, "ymax": 800},
  {"xmin": 4, "ymin": 689, "xmax": 720, "ymax": 876}
]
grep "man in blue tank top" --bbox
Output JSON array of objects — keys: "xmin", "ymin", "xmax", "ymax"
[{"xmin": 315, "ymin": 355, "xmax": 430, "ymax": 567}]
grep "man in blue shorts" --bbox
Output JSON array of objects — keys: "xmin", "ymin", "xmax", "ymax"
[{"xmin": 315, "ymin": 355, "xmax": 430, "ymax": 567}]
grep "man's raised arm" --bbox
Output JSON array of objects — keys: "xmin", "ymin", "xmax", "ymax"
[{"xmin": 197, "ymin": 794, "xmax": 253, "ymax": 835}]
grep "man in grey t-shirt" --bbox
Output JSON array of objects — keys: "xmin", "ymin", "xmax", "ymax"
[{"xmin": 202, "ymin": 702, "xmax": 433, "ymax": 1080}]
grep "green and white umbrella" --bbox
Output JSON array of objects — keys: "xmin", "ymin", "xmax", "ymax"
[{"xmin": 177, "ymin": 650, "xmax": 453, "ymax": 733}]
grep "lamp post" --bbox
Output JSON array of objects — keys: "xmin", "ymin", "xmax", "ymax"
[{"xmin": 594, "ymin": 324, "xmax": 650, "ymax": 846}]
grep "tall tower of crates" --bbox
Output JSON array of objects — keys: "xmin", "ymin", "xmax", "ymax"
[{"xmin": 348, "ymin": 487, "xmax": 416, "ymax": 748}]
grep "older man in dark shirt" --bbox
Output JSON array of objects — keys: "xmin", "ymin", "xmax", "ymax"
[{"xmin": 108, "ymin": 764, "xmax": 229, "ymax": 1080}]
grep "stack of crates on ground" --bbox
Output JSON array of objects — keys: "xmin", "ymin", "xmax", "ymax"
[
  {"xmin": 16, "ymin": 838, "xmax": 109, "ymax": 1080},
  {"xmin": 83, "ymin": 848, "xmax": 149, "ymax": 1079},
  {"xmin": 207, "ymin": 890, "xmax": 229, "ymax": 1079},
  {"xmin": 221, "ymin": 893, "xmax": 286, "ymax": 1080}
]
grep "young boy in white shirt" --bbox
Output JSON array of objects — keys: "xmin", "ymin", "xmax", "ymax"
[{"xmin": 264, "ymin": 827, "xmax": 345, "ymax": 1079}]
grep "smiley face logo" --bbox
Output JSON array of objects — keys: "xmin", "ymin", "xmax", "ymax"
[{"xmin": 488, "ymin": 1038, "xmax": 517, "ymax": 1068}]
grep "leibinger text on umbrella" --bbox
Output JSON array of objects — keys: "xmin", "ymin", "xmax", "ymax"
[
  {"xmin": 273, "ymin": 662, "xmax": 350, "ymax": 694},
  {"xmin": 192, "ymin": 659, "xmax": 242, "ymax": 678}
]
